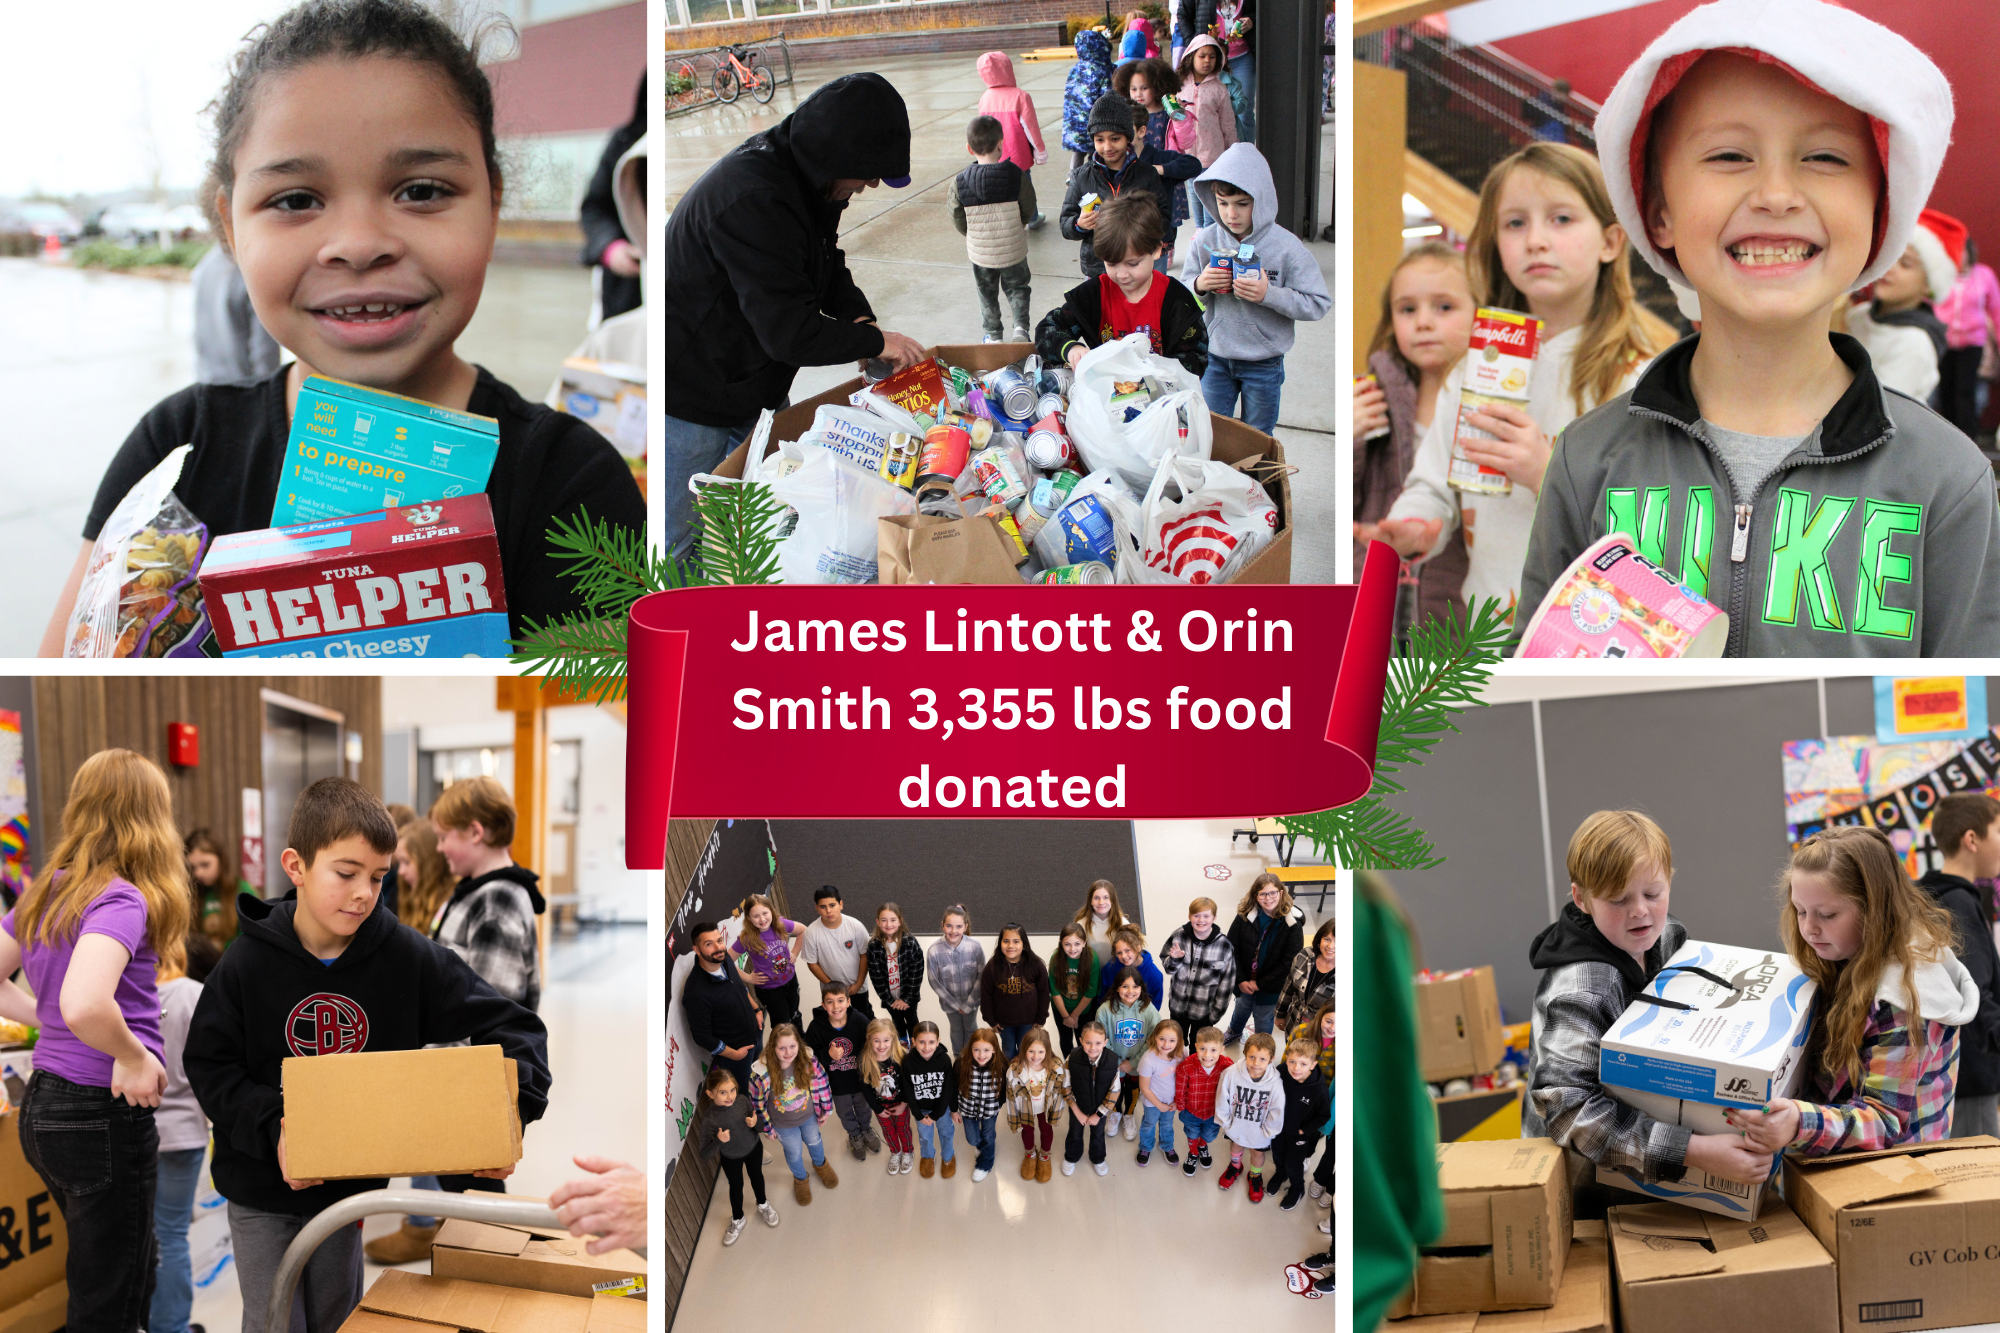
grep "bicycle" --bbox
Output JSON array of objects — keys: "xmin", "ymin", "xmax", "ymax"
[{"xmin": 713, "ymin": 42, "xmax": 775, "ymax": 104}]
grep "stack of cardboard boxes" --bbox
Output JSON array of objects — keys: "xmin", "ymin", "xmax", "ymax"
[{"xmin": 1418, "ymin": 965, "xmax": 1526, "ymax": 1142}]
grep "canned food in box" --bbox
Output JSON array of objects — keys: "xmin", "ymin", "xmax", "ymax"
[
  {"xmin": 1031, "ymin": 470, "xmax": 1082, "ymax": 516},
  {"xmin": 1054, "ymin": 492, "xmax": 1118, "ymax": 567},
  {"xmin": 1026, "ymin": 419, "xmax": 1071, "ymax": 470},
  {"xmin": 972, "ymin": 445, "xmax": 1029, "ymax": 506},
  {"xmin": 1037, "ymin": 562, "xmax": 1114, "ymax": 585},
  {"xmin": 993, "ymin": 510, "xmax": 1030, "ymax": 564},
  {"xmin": 917, "ymin": 424, "xmax": 971, "ymax": 485},
  {"xmin": 879, "ymin": 431, "xmax": 920, "ymax": 489}
]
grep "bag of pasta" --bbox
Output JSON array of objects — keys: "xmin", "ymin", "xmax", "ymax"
[{"xmin": 65, "ymin": 445, "xmax": 212, "ymax": 658}]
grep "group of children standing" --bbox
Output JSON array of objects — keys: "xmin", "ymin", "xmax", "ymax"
[
  {"xmin": 1356, "ymin": 0, "xmax": 2000, "ymax": 654},
  {"xmin": 956, "ymin": 23, "xmax": 1326, "ymax": 438},
  {"xmin": 698, "ymin": 877, "xmax": 1334, "ymax": 1248}
]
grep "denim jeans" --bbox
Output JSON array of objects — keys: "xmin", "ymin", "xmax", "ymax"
[
  {"xmin": 1223, "ymin": 989, "xmax": 1279, "ymax": 1044},
  {"xmin": 772, "ymin": 1117, "xmax": 826, "ymax": 1180},
  {"xmin": 1228, "ymin": 52, "xmax": 1257, "ymax": 143},
  {"xmin": 20, "ymin": 1070, "xmax": 157, "ymax": 1332},
  {"xmin": 1139, "ymin": 1102, "xmax": 1177, "ymax": 1153},
  {"xmin": 150, "ymin": 1146, "xmax": 205, "ymax": 1333},
  {"xmin": 1188, "ymin": 182, "xmax": 1214, "ymax": 230},
  {"xmin": 915, "ymin": 1114, "xmax": 957, "ymax": 1161},
  {"xmin": 961, "ymin": 1113, "xmax": 999, "ymax": 1171},
  {"xmin": 1202, "ymin": 354, "xmax": 1286, "ymax": 434},
  {"xmin": 997, "ymin": 1023, "xmax": 1036, "ymax": 1060},
  {"xmin": 972, "ymin": 260, "xmax": 1034, "ymax": 340},
  {"xmin": 1179, "ymin": 1109, "xmax": 1221, "ymax": 1149},
  {"xmin": 661, "ymin": 409, "xmax": 760, "ymax": 557},
  {"xmin": 405, "ymin": 1173, "xmax": 442, "ymax": 1228}
]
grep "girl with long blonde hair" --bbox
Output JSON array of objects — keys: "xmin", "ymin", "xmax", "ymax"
[
  {"xmin": 1731, "ymin": 827, "xmax": 1976, "ymax": 1156},
  {"xmin": 392, "ymin": 819, "xmax": 455, "ymax": 937},
  {"xmin": 749, "ymin": 1023, "xmax": 838, "ymax": 1204},
  {"xmin": 1378, "ymin": 141, "xmax": 1659, "ymax": 620},
  {"xmin": 0, "ymin": 749, "xmax": 193, "ymax": 1321},
  {"xmin": 859, "ymin": 1017, "xmax": 913, "ymax": 1176}
]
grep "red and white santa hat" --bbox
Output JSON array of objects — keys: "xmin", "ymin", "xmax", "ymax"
[
  {"xmin": 1594, "ymin": 0, "xmax": 1953, "ymax": 293},
  {"xmin": 1908, "ymin": 208, "xmax": 1965, "ymax": 302}
]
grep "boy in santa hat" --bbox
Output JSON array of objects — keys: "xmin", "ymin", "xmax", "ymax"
[
  {"xmin": 1845, "ymin": 208, "xmax": 1960, "ymax": 406},
  {"xmin": 1512, "ymin": 0, "xmax": 2000, "ymax": 657}
]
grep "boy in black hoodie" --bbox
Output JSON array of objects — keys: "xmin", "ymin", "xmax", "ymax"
[
  {"xmin": 187, "ymin": 779, "xmax": 548, "ymax": 1333},
  {"xmin": 1272, "ymin": 1038, "xmax": 1330, "ymax": 1211},
  {"xmin": 1918, "ymin": 794, "xmax": 2000, "ymax": 1139},
  {"xmin": 806, "ymin": 985, "xmax": 881, "ymax": 1161},
  {"xmin": 1523, "ymin": 810, "xmax": 1767, "ymax": 1216}
]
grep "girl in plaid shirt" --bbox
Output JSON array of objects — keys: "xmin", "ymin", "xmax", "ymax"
[
  {"xmin": 927, "ymin": 905, "xmax": 986, "ymax": 1059},
  {"xmin": 1734, "ymin": 828, "xmax": 1980, "ymax": 1158},
  {"xmin": 867, "ymin": 904, "xmax": 927, "ymax": 1045},
  {"xmin": 951, "ymin": 1027, "xmax": 1007, "ymax": 1181},
  {"xmin": 751, "ymin": 1024, "xmax": 840, "ymax": 1206},
  {"xmin": 1006, "ymin": 1027, "xmax": 1069, "ymax": 1183}
]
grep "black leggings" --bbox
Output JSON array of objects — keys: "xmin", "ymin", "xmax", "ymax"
[
  {"xmin": 756, "ymin": 977, "xmax": 801, "ymax": 1033},
  {"xmin": 884, "ymin": 1001, "xmax": 919, "ymax": 1042},
  {"xmin": 719, "ymin": 1153, "xmax": 767, "ymax": 1221},
  {"xmin": 1313, "ymin": 1135, "xmax": 1334, "ymax": 1192}
]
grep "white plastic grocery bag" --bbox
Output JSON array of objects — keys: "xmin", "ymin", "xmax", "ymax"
[
  {"xmin": 771, "ymin": 442, "xmax": 915, "ymax": 583},
  {"xmin": 1028, "ymin": 469, "xmax": 1138, "ymax": 572},
  {"xmin": 1065, "ymin": 333, "xmax": 1212, "ymax": 494},
  {"xmin": 1116, "ymin": 452, "xmax": 1278, "ymax": 585}
]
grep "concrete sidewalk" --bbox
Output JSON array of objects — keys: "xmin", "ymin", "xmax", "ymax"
[{"xmin": 664, "ymin": 50, "xmax": 1339, "ymax": 581}]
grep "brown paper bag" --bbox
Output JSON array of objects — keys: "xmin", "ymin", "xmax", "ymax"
[{"xmin": 878, "ymin": 513, "xmax": 1021, "ymax": 584}]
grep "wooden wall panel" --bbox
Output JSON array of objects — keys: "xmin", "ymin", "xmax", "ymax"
[
  {"xmin": 31, "ymin": 677, "xmax": 383, "ymax": 867},
  {"xmin": 1354, "ymin": 60, "xmax": 1409, "ymax": 373},
  {"xmin": 661, "ymin": 817, "xmax": 716, "ymax": 1331}
]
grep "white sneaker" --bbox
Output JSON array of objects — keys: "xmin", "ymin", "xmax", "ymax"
[
  {"xmin": 1105, "ymin": 1112, "xmax": 1121, "ymax": 1137},
  {"xmin": 1093, "ymin": 1160, "xmax": 1109, "ymax": 1176},
  {"xmin": 1124, "ymin": 1114, "xmax": 1138, "ymax": 1142},
  {"xmin": 982, "ymin": 334, "xmax": 1001, "ymax": 344},
  {"xmin": 887, "ymin": 1149, "xmax": 901, "ymax": 1175},
  {"xmin": 758, "ymin": 1202, "xmax": 780, "ymax": 1227},
  {"xmin": 1308, "ymin": 1181, "xmax": 1324, "ymax": 1200},
  {"xmin": 1061, "ymin": 1159, "xmax": 1077, "ymax": 1176},
  {"xmin": 723, "ymin": 1217, "xmax": 746, "ymax": 1246},
  {"xmin": 1319, "ymin": 1216, "xmax": 1331, "ymax": 1235},
  {"xmin": 973, "ymin": 1167, "xmax": 989, "ymax": 1182},
  {"xmin": 900, "ymin": 1152, "xmax": 913, "ymax": 1175},
  {"xmin": 1011, "ymin": 326, "xmax": 1032, "ymax": 342}
]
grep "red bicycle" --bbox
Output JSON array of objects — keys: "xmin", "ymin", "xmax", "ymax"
[{"xmin": 711, "ymin": 42, "xmax": 775, "ymax": 104}]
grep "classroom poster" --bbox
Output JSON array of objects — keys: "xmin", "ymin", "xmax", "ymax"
[
  {"xmin": 1782, "ymin": 728, "xmax": 2000, "ymax": 873},
  {"xmin": 0, "ymin": 711, "xmax": 27, "ymax": 904}
]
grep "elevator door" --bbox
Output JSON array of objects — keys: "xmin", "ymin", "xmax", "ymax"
[{"xmin": 262, "ymin": 693, "xmax": 344, "ymax": 896}]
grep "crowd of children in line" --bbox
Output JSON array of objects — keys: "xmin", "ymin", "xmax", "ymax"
[
  {"xmin": 1354, "ymin": 0, "xmax": 2000, "ymax": 655},
  {"xmin": 1523, "ymin": 797, "xmax": 2000, "ymax": 1213},
  {"xmin": 693, "ymin": 874, "xmax": 1335, "ymax": 1249},
  {"xmin": 957, "ymin": 5, "xmax": 1327, "ymax": 440}
]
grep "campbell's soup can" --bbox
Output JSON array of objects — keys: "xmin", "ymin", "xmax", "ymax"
[
  {"xmin": 1449, "ymin": 307, "xmax": 1540, "ymax": 496},
  {"xmin": 1031, "ymin": 470, "xmax": 1082, "ymax": 516},
  {"xmin": 971, "ymin": 445, "xmax": 1029, "ymax": 506},
  {"xmin": 1037, "ymin": 561, "xmax": 1114, "ymax": 585},
  {"xmin": 917, "ymin": 423, "xmax": 971, "ymax": 487},
  {"xmin": 1026, "ymin": 420, "xmax": 1072, "ymax": 470},
  {"xmin": 1054, "ymin": 493, "xmax": 1118, "ymax": 567},
  {"xmin": 989, "ymin": 366, "xmax": 1039, "ymax": 421}
]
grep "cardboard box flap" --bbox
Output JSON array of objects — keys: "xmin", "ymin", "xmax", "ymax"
[
  {"xmin": 433, "ymin": 1218, "xmax": 532, "ymax": 1258},
  {"xmin": 1609, "ymin": 1205, "xmax": 1725, "ymax": 1282},
  {"xmin": 1491, "ymin": 1184, "xmax": 1559, "ymax": 1304},
  {"xmin": 1790, "ymin": 1151, "xmax": 1943, "ymax": 1207},
  {"xmin": 359, "ymin": 1271, "xmax": 590, "ymax": 1333},
  {"xmin": 1788, "ymin": 1134, "xmax": 1999, "ymax": 1170},
  {"xmin": 1436, "ymin": 1138, "xmax": 1561, "ymax": 1191},
  {"xmin": 586, "ymin": 1295, "xmax": 646, "ymax": 1333}
]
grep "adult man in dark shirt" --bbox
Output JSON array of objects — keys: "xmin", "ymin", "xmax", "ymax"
[{"xmin": 682, "ymin": 922, "xmax": 764, "ymax": 1092}]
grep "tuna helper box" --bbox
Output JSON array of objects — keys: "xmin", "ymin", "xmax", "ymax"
[
  {"xmin": 1596, "ymin": 941, "xmax": 1816, "ymax": 1220},
  {"xmin": 198, "ymin": 494, "xmax": 509, "ymax": 658},
  {"xmin": 274, "ymin": 375, "xmax": 500, "ymax": 528},
  {"xmin": 711, "ymin": 343, "xmax": 1295, "ymax": 584}
]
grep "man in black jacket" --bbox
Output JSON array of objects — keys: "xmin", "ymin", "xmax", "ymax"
[
  {"xmin": 682, "ymin": 922, "xmax": 765, "ymax": 1092},
  {"xmin": 1920, "ymin": 794, "xmax": 2000, "ymax": 1139},
  {"xmin": 658, "ymin": 71, "xmax": 930, "ymax": 555}
]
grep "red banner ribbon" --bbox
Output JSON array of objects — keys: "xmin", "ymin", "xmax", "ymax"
[{"xmin": 626, "ymin": 546, "xmax": 1398, "ymax": 868}]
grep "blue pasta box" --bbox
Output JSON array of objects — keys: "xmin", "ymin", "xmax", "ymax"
[{"xmin": 272, "ymin": 376, "xmax": 500, "ymax": 528}]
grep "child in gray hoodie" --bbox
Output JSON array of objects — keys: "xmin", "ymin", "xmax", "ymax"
[{"xmin": 1182, "ymin": 143, "xmax": 1330, "ymax": 434}]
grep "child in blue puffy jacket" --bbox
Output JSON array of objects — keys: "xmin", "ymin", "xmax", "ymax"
[{"xmin": 1062, "ymin": 28, "xmax": 1115, "ymax": 165}]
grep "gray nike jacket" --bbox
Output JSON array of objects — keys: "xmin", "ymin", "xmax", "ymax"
[{"xmin": 1510, "ymin": 334, "xmax": 2000, "ymax": 657}]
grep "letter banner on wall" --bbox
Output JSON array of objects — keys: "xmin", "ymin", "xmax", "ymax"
[{"xmin": 1783, "ymin": 728, "xmax": 2000, "ymax": 873}]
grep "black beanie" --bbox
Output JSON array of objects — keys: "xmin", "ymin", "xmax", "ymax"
[{"xmin": 1086, "ymin": 92, "xmax": 1137, "ymax": 142}]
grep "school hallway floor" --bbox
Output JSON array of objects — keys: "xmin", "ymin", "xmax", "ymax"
[
  {"xmin": 672, "ymin": 821, "xmax": 1336, "ymax": 1328},
  {"xmin": 661, "ymin": 49, "xmax": 1341, "ymax": 581},
  {"xmin": 187, "ymin": 923, "xmax": 646, "ymax": 1329}
]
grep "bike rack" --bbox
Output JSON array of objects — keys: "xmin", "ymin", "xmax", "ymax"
[
  {"xmin": 664, "ymin": 33, "xmax": 793, "ymax": 118},
  {"xmin": 265, "ymin": 1188, "xmax": 564, "ymax": 1329}
]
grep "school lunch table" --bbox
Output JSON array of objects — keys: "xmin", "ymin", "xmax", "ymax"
[
  {"xmin": 265, "ymin": 1188, "xmax": 619, "ymax": 1327},
  {"xmin": 1229, "ymin": 817, "xmax": 1337, "ymax": 911}
]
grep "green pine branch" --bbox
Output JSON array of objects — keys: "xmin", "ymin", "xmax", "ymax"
[
  {"xmin": 694, "ymin": 480, "xmax": 786, "ymax": 586},
  {"xmin": 1279, "ymin": 597, "xmax": 1511, "ymax": 871}
]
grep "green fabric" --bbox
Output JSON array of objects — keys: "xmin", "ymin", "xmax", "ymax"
[
  {"xmin": 1354, "ymin": 884, "xmax": 1443, "ymax": 1331},
  {"xmin": 1049, "ymin": 945, "xmax": 1100, "ymax": 1017}
]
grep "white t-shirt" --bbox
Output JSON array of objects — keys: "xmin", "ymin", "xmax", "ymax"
[{"xmin": 799, "ymin": 914, "xmax": 872, "ymax": 988}]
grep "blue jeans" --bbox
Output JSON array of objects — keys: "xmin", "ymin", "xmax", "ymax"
[
  {"xmin": 1179, "ymin": 1109, "xmax": 1221, "ymax": 1148},
  {"xmin": 1140, "ymin": 1102, "xmax": 1177, "ymax": 1153},
  {"xmin": 661, "ymin": 409, "xmax": 759, "ymax": 557},
  {"xmin": 773, "ymin": 1118, "xmax": 826, "ymax": 1180},
  {"xmin": 915, "ymin": 1114, "xmax": 957, "ymax": 1162},
  {"xmin": 961, "ymin": 1113, "xmax": 999, "ymax": 1171},
  {"xmin": 997, "ymin": 1023, "xmax": 1035, "ymax": 1060},
  {"xmin": 1203, "ymin": 354, "xmax": 1286, "ymax": 434},
  {"xmin": 1229, "ymin": 52, "xmax": 1256, "ymax": 143},
  {"xmin": 1224, "ymin": 990, "xmax": 1280, "ymax": 1044},
  {"xmin": 150, "ymin": 1146, "xmax": 204, "ymax": 1333},
  {"xmin": 1188, "ymin": 183, "xmax": 1214, "ymax": 230},
  {"xmin": 406, "ymin": 1173, "xmax": 442, "ymax": 1228}
]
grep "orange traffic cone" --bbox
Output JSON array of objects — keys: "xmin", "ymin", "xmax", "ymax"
[{"xmin": 41, "ymin": 233, "xmax": 60, "ymax": 260}]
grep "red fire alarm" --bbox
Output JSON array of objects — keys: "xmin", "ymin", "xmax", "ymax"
[{"xmin": 167, "ymin": 722, "xmax": 199, "ymax": 768}]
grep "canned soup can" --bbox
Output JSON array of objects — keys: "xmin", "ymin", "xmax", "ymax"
[{"xmin": 1037, "ymin": 562, "xmax": 1114, "ymax": 585}]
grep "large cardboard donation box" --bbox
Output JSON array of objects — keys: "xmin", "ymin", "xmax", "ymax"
[
  {"xmin": 0, "ymin": 1114, "xmax": 64, "ymax": 1312},
  {"xmin": 431, "ymin": 1211, "xmax": 646, "ymax": 1298},
  {"xmin": 1391, "ymin": 1225, "xmax": 1611, "ymax": 1333},
  {"xmin": 1607, "ymin": 1198, "xmax": 1836, "ymax": 1333},
  {"xmin": 1785, "ymin": 1136, "xmax": 2000, "ymax": 1333},
  {"xmin": 342, "ymin": 1271, "xmax": 592, "ymax": 1333},
  {"xmin": 1596, "ymin": 940, "xmax": 1815, "ymax": 1218},
  {"xmin": 284, "ymin": 1046, "xmax": 522, "ymax": 1180},
  {"xmin": 1390, "ymin": 1138, "xmax": 1574, "ymax": 1317},
  {"xmin": 1417, "ymin": 966, "xmax": 1507, "ymax": 1083}
]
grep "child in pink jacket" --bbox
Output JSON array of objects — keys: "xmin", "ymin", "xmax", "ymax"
[
  {"xmin": 1172, "ymin": 34, "xmax": 1238, "ymax": 228},
  {"xmin": 978, "ymin": 51, "xmax": 1050, "ymax": 231}
]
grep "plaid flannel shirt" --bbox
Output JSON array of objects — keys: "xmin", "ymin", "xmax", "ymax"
[
  {"xmin": 926, "ymin": 937, "xmax": 986, "ymax": 1015},
  {"xmin": 1275, "ymin": 951, "xmax": 1335, "ymax": 1034},
  {"xmin": 1175, "ymin": 1052, "xmax": 1233, "ymax": 1122},
  {"xmin": 867, "ymin": 935, "xmax": 926, "ymax": 1010},
  {"xmin": 1793, "ymin": 1002, "xmax": 1963, "ymax": 1154},
  {"xmin": 1162, "ymin": 922, "xmax": 1238, "ymax": 1023},
  {"xmin": 436, "ymin": 877, "xmax": 541, "ymax": 1011},
  {"xmin": 750, "ymin": 1053, "xmax": 833, "ymax": 1129},
  {"xmin": 1005, "ymin": 1062, "xmax": 1071, "ymax": 1130},
  {"xmin": 953, "ymin": 1064, "xmax": 1004, "ymax": 1121}
]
